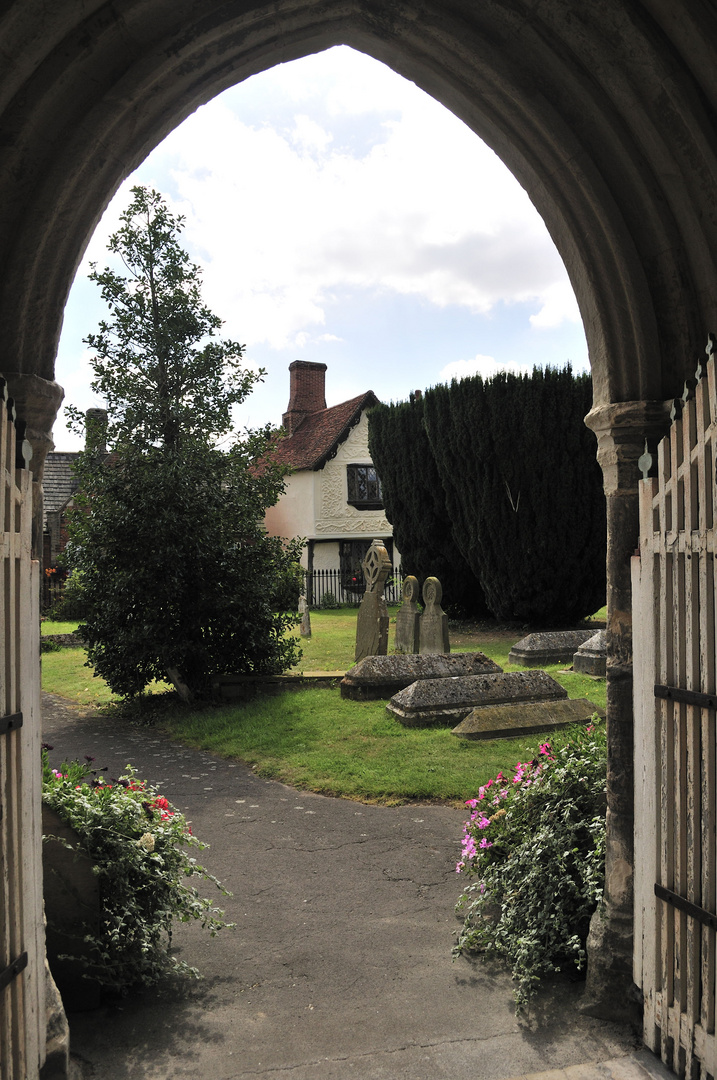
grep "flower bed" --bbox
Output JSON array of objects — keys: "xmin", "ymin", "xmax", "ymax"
[
  {"xmin": 42, "ymin": 750, "xmax": 233, "ymax": 994},
  {"xmin": 453, "ymin": 720, "xmax": 607, "ymax": 1009}
]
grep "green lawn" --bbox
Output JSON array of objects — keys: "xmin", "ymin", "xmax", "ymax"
[{"xmin": 41, "ymin": 609, "xmax": 606, "ymax": 804}]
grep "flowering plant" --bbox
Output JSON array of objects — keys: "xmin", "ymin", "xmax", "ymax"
[
  {"xmin": 453, "ymin": 720, "xmax": 607, "ymax": 1009},
  {"xmin": 42, "ymin": 749, "xmax": 233, "ymax": 992}
]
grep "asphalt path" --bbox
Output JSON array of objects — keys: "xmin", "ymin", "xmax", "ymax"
[{"xmin": 42, "ymin": 692, "xmax": 639, "ymax": 1080}]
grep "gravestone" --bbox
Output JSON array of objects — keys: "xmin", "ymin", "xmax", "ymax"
[
  {"xmin": 452, "ymin": 698, "xmax": 605, "ymax": 740},
  {"xmin": 573, "ymin": 629, "xmax": 606, "ymax": 675},
  {"xmin": 341, "ymin": 651, "xmax": 502, "ymax": 700},
  {"xmin": 354, "ymin": 539, "xmax": 393, "ymax": 663},
  {"xmin": 387, "ymin": 669, "xmax": 567, "ymax": 727},
  {"xmin": 419, "ymin": 576, "xmax": 450, "ymax": 655},
  {"xmin": 298, "ymin": 595, "xmax": 311, "ymax": 638},
  {"xmin": 508, "ymin": 629, "xmax": 596, "ymax": 667},
  {"xmin": 394, "ymin": 575, "xmax": 421, "ymax": 654}
]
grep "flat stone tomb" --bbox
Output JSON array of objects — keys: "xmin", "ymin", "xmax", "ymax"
[
  {"xmin": 508, "ymin": 630, "xmax": 596, "ymax": 667},
  {"xmin": 452, "ymin": 697, "xmax": 605, "ymax": 741},
  {"xmin": 573, "ymin": 629, "xmax": 606, "ymax": 676},
  {"xmin": 341, "ymin": 652, "xmax": 502, "ymax": 701},
  {"xmin": 387, "ymin": 670, "xmax": 568, "ymax": 728}
]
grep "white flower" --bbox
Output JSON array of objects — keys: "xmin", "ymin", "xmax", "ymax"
[{"xmin": 137, "ymin": 832, "xmax": 155, "ymax": 852}]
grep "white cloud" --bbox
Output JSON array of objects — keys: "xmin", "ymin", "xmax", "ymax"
[
  {"xmin": 529, "ymin": 280, "xmax": 581, "ymax": 329},
  {"xmin": 55, "ymin": 46, "xmax": 586, "ymax": 447},
  {"xmin": 118, "ymin": 47, "xmax": 577, "ymax": 350},
  {"xmin": 438, "ymin": 355, "xmax": 532, "ymax": 384}
]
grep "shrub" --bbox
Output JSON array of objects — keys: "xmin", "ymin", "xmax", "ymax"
[
  {"xmin": 48, "ymin": 570, "xmax": 88, "ymax": 621},
  {"xmin": 368, "ymin": 394, "xmax": 488, "ymax": 617},
  {"xmin": 424, "ymin": 367, "xmax": 606, "ymax": 623},
  {"xmin": 319, "ymin": 590, "xmax": 340, "ymax": 609},
  {"xmin": 453, "ymin": 719, "xmax": 607, "ymax": 1009},
  {"xmin": 42, "ymin": 751, "xmax": 233, "ymax": 992}
]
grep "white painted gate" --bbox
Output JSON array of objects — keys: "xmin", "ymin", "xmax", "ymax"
[
  {"xmin": 0, "ymin": 379, "xmax": 45, "ymax": 1079},
  {"xmin": 634, "ymin": 341, "xmax": 717, "ymax": 1079}
]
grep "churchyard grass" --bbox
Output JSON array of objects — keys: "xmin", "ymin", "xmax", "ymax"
[
  {"xmin": 42, "ymin": 646, "xmax": 119, "ymax": 708},
  {"xmin": 41, "ymin": 609, "xmax": 606, "ymax": 805},
  {"xmin": 42, "ymin": 637, "xmax": 170, "ymax": 709},
  {"xmin": 157, "ymin": 689, "xmax": 596, "ymax": 805},
  {"xmin": 41, "ymin": 619, "xmax": 81, "ymax": 635}
]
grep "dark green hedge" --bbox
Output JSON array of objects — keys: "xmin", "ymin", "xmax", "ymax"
[
  {"xmin": 369, "ymin": 367, "xmax": 606, "ymax": 624},
  {"xmin": 368, "ymin": 394, "xmax": 488, "ymax": 617}
]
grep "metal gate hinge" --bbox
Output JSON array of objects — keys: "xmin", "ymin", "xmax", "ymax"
[
  {"xmin": 655, "ymin": 883, "xmax": 717, "ymax": 933},
  {"xmin": 655, "ymin": 684, "xmax": 717, "ymax": 710},
  {"xmin": 0, "ymin": 952, "xmax": 28, "ymax": 992},
  {"xmin": 0, "ymin": 712, "xmax": 23, "ymax": 735}
]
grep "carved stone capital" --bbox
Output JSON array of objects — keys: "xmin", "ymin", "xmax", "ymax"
[
  {"xmin": 585, "ymin": 399, "xmax": 671, "ymax": 495},
  {"xmin": 2, "ymin": 372, "xmax": 64, "ymax": 478}
]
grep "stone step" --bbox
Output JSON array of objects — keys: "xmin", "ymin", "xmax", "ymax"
[{"xmin": 505, "ymin": 1050, "xmax": 675, "ymax": 1080}]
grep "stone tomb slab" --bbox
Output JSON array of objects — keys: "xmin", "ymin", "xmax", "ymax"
[
  {"xmin": 387, "ymin": 670, "xmax": 566, "ymax": 728},
  {"xmin": 573, "ymin": 629, "xmax": 607, "ymax": 676},
  {"xmin": 508, "ymin": 630, "xmax": 596, "ymax": 667},
  {"xmin": 451, "ymin": 697, "xmax": 605, "ymax": 741},
  {"xmin": 341, "ymin": 652, "xmax": 502, "ymax": 701}
]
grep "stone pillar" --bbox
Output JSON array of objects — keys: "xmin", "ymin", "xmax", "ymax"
[
  {"xmin": 582, "ymin": 399, "xmax": 671, "ymax": 1019},
  {"xmin": 3, "ymin": 372, "xmax": 64, "ymax": 559}
]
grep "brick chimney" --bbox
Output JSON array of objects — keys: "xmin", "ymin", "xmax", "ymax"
[
  {"xmin": 282, "ymin": 361, "xmax": 327, "ymax": 435},
  {"xmin": 85, "ymin": 408, "xmax": 108, "ymax": 455}
]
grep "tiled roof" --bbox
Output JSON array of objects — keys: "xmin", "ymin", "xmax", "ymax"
[
  {"xmin": 273, "ymin": 391, "xmax": 379, "ymax": 471},
  {"xmin": 43, "ymin": 452, "xmax": 80, "ymax": 523}
]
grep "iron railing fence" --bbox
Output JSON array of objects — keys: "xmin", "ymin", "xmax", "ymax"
[
  {"xmin": 305, "ymin": 566, "xmax": 404, "ymax": 608},
  {"xmin": 42, "ymin": 574, "xmax": 65, "ymax": 613},
  {"xmin": 40, "ymin": 566, "xmax": 406, "ymax": 614}
]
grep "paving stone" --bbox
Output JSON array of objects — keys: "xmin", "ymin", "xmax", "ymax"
[
  {"xmin": 505, "ymin": 1049, "xmax": 675, "ymax": 1080},
  {"xmin": 508, "ymin": 630, "xmax": 597, "ymax": 667},
  {"xmin": 387, "ymin": 670, "xmax": 567, "ymax": 727},
  {"xmin": 341, "ymin": 652, "xmax": 502, "ymax": 701},
  {"xmin": 452, "ymin": 697, "xmax": 605, "ymax": 740},
  {"xmin": 573, "ymin": 630, "xmax": 606, "ymax": 676}
]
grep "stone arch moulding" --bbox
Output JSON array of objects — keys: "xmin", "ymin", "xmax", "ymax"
[
  {"xmin": 1, "ymin": 0, "xmax": 717, "ymax": 455},
  {"xmin": 3, "ymin": 0, "xmax": 717, "ymax": 1041}
]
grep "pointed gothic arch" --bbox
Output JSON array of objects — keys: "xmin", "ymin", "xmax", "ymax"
[{"xmin": 2, "ymin": 5, "xmax": 717, "ymax": 1068}]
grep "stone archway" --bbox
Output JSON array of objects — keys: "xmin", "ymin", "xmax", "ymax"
[{"xmin": 2, "ymin": 0, "xmax": 717, "ymax": 1037}]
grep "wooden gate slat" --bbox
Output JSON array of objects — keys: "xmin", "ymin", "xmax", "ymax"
[
  {"xmin": 0, "ymin": 381, "xmax": 44, "ymax": 1079},
  {"xmin": 636, "ymin": 346, "xmax": 717, "ymax": 1080}
]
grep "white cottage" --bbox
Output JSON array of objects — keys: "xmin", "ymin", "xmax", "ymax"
[{"xmin": 265, "ymin": 361, "xmax": 399, "ymax": 595}]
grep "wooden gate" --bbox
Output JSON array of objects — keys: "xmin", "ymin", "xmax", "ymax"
[
  {"xmin": 634, "ymin": 342, "xmax": 717, "ymax": 1079},
  {"xmin": 0, "ymin": 378, "xmax": 45, "ymax": 1078}
]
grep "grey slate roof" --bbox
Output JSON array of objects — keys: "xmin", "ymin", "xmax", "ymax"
[{"xmin": 43, "ymin": 452, "xmax": 80, "ymax": 525}]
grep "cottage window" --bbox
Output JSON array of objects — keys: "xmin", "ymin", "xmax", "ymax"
[{"xmin": 347, "ymin": 464, "xmax": 383, "ymax": 509}]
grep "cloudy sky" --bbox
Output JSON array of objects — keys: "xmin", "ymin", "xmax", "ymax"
[{"xmin": 54, "ymin": 44, "xmax": 588, "ymax": 451}]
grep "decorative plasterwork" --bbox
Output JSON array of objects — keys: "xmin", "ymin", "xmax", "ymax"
[{"xmin": 316, "ymin": 414, "xmax": 391, "ymax": 534}]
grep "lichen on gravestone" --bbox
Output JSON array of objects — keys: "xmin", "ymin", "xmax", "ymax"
[
  {"xmin": 341, "ymin": 651, "xmax": 502, "ymax": 700},
  {"xmin": 354, "ymin": 539, "xmax": 393, "ymax": 662},
  {"xmin": 298, "ymin": 595, "xmax": 311, "ymax": 638},
  {"xmin": 418, "ymin": 576, "xmax": 450, "ymax": 655},
  {"xmin": 394, "ymin": 575, "xmax": 421, "ymax": 654}
]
